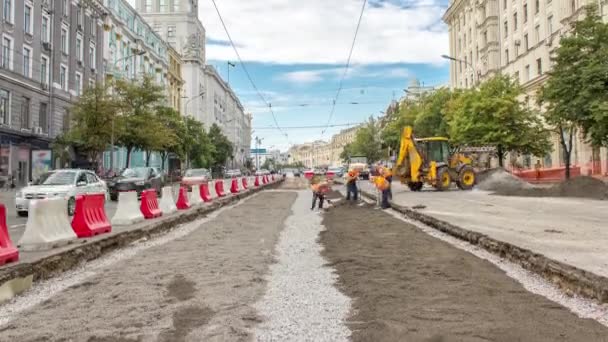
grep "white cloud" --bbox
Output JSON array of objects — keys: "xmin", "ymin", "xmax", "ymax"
[
  {"xmin": 199, "ymin": 0, "xmax": 449, "ymax": 65},
  {"xmin": 278, "ymin": 66, "xmax": 410, "ymax": 84}
]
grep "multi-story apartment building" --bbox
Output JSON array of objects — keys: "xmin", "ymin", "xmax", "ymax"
[
  {"xmin": 288, "ymin": 126, "xmax": 362, "ymax": 168},
  {"xmin": 167, "ymin": 46, "xmax": 183, "ymax": 112},
  {"xmin": 444, "ymin": 0, "xmax": 608, "ymax": 175},
  {"xmin": 136, "ymin": 0, "xmax": 251, "ymax": 168},
  {"xmin": 100, "ymin": 0, "xmax": 171, "ymax": 170},
  {"xmin": 0, "ymin": 0, "xmax": 104, "ymax": 184}
]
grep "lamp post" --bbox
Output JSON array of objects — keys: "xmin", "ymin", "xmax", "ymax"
[
  {"xmin": 110, "ymin": 50, "xmax": 146, "ymax": 172},
  {"xmin": 227, "ymin": 61, "xmax": 236, "ymax": 86},
  {"xmin": 441, "ymin": 54, "xmax": 478, "ymax": 86},
  {"xmin": 184, "ymin": 91, "xmax": 205, "ymax": 117}
]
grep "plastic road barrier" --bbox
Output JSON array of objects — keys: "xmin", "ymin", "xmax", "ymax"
[
  {"xmin": 159, "ymin": 186, "xmax": 177, "ymax": 214},
  {"xmin": 140, "ymin": 189, "xmax": 162, "ymax": 219},
  {"xmin": 242, "ymin": 177, "xmax": 248, "ymax": 190},
  {"xmin": 254, "ymin": 176, "xmax": 260, "ymax": 187},
  {"xmin": 18, "ymin": 198, "xmax": 77, "ymax": 251},
  {"xmin": 71, "ymin": 194, "xmax": 112, "ymax": 238},
  {"xmin": 200, "ymin": 183, "xmax": 212, "ymax": 202},
  {"xmin": 189, "ymin": 184, "xmax": 203, "ymax": 206},
  {"xmin": 176, "ymin": 187, "xmax": 191, "ymax": 210},
  {"xmin": 0, "ymin": 204, "xmax": 18, "ymax": 265},
  {"xmin": 230, "ymin": 178, "xmax": 240, "ymax": 194},
  {"xmin": 215, "ymin": 180, "xmax": 226, "ymax": 197},
  {"xmin": 111, "ymin": 191, "xmax": 145, "ymax": 226}
]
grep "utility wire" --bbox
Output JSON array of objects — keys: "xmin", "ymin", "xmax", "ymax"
[
  {"xmin": 321, "ymin": 0, "xmax": 367, "ymax": 135},
  {"xmin": 254, "ymin": 122, "xmax": 362, "ymax": 130},
  {"xmin": 210, "ymin": 0, "xmax": 287, "ymax": 140}
]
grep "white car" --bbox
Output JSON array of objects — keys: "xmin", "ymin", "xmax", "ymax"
[{"xmin": 16, "ymin": 169, "xmax": 108, "ymax": 217}]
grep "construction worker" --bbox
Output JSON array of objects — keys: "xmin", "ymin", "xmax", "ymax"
[
  {"xmin": 310, "ymin": 175, "xmax": 324, "ymax": 210},
  {"xmin": 383, "ymin": 166, "xmax": 393, "ymax": 200},
  {"xmin": 345, "ymin": 170, "xmax": 359, "ymax": 201},
  {"xmin": 373, "ymin": 171, "xmax": 391, "ymax": 209}
]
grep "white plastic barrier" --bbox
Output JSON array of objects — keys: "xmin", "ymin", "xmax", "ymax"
[
  {"xmin": 111, "ymin": 191, "xmax": 145, "ymax": 226},
  {"xmin": 18, "ymin": 198, "xmax": 77, "ymax": 251},
  {"xmin": 189, "ymin": 184, "xmax": 203, "ymax": 206},
  {"xmin": 159, "ymin": 186, "xmax": 177, "ymax": 214}
]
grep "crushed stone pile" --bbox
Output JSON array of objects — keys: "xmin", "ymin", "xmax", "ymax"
[
  {"xmin": 487, "ymin": 172, "xmax": 608, "ymax": 200},
  {"xmin": 476, "ymin": 168, "xmax": 533, "ymax": 192},
  {"xmin": 550, "ymin": 176, "xmax": 608, "ymax": 200}
]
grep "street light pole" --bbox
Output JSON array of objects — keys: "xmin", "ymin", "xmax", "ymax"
[
  {"xmin": 110, "ymin": 50, "xmax": 146, "ymax": 172},
  {"xmin": 441, "ymin": 54, "xmax": 478, "ymax": 86},
  {"xmin": 184, "ymin": 91, "xmax": 205, "ymax": 117},
  {"xmin": 227, "ymin": 61, "xmax": 235, "ymax": 86}
]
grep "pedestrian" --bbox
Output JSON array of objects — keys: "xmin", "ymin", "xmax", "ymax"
[
  {"xmin": 374, "ymin": 171, "xmax": 391, "ymax": 209},
  {"xmin": 345, "ymin": 170, "xmax": 358, "ymax": 201}
]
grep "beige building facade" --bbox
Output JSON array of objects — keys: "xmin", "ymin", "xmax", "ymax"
[
  {"xmin": 288, "ymin": 125, "xmax": 361, "ymax": 168},
  {"xmin": 444, "ymin": 0, "xmax": 608, "ymax": 175}
]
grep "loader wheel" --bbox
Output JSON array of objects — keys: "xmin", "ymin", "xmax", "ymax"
[
  {"xmin": 434, "ymin": 167, "xmax": 451, "ymax": 191},
  {"xmin": 456, "ymin": 165, "xmax": 476, "ymax": 190},
  {"xmin": 407, "ymin": 181, "xmax": 423, "ymax": 192}
]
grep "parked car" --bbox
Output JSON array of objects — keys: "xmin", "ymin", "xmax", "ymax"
[
  {"xmin": 282, "ymin": 168, "xmax": 301, "ymax": 177},
  {"xmin": 255, "ymin": 169, "xmax": 270, "ymax": 176},
  {"xmin": 225, "ymin": 169, "xmax": 242, "ymax": 178},
  {"xmin": 327, "ymin": 166, "xmax": 344, "ymax": 178},
  {"xmin": 108, "ymin": 167, "xmax": 164, "ymax": 201},
  {"xmin": 181, "ymin": 168, "xmax": 212, "ymax": 191},
  {"xmin": 15, "ymin": 169, "xmax": 108, "ymax": 217}
]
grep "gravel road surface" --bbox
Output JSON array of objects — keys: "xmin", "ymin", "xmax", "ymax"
[
  {"xmin": 320, "ymin": 202, "xmax": 608, "ymax": 342},
  {"xmin": 0, "ymin": 191, "xmax": 296, "ymax": 341}
]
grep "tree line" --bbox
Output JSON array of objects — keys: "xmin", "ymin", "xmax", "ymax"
[
  {"xmin": 55, "ymin": 76, "xmax": 234, "ymax": 172},
  {"xmin": 345, "ymin": 6, "xmax": 608, "ymax": 178}
]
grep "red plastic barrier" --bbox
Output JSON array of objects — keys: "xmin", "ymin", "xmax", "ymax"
[
  {"xmin": 326, "ymin": 171, "xmax": 335, "ymax": 180},
  {"xmin": 512, "ymin": 166, "xmax": 582, "ymax": 183},
  {"xmin": 230, "ymin": 178, "xmax": 240, "ymax": 194},
  {"xmin": 140, "ymin": 189, "xmax": 162, "ymax": 219},
  {"xmin": 272, "ymin": 174, "xmax": 275, "ymax": 181},
  {"xmin": 200, "ymin": 182, "xmax": 212, "ymax": 202},
  {"xmin": 254, "ymin": 176, "xmax": 260, "ymax": 187},
  {"xmin": 262, "ymin": 175, "xmax": 268, "ymax": 184},
  {"xmin": 304, "ymin": 171, "xmax": 314, "ymax": 180},
  {"xmin": 71, "ymin": 194, "xmax": 112, "ymax": 238},
  {"xmin": 242, "ymin": 177, "xmax": 248, "ymax": 189},
  {"xmin": 176, "ymin": 187, "xmax": 191, "ymax": 210},
  {"xmin": 215, "ymin": 180, "xmax": 226, "ymax": 197},
  {"xmin": 0, "ymin": 204, "xmax": 18, "ymax": 266}
]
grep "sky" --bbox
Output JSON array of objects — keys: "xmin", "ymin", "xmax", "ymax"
[{"xmin": 135, "ymin": 0, "xmax": 452, "ymax": 152}]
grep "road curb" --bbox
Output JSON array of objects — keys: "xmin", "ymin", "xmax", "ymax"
[
  {"xmin": 0, "ymin": 180, "xmax": 284, "ymax": 302},
  {"xmin": 337, "ymin": 179, "xmax": 608, "ymax": 303}
]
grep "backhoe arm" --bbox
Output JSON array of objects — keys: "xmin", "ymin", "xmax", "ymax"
[{"xmin": 393, "ymin": 126, "xmax": 422, "ymax": 182}]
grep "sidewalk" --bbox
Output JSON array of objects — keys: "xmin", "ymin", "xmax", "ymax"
[{"xmin": 358, "ymin": 181, "xmax": 608, "ymax": 279}]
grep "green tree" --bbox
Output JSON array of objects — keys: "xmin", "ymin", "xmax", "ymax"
[
  {"xmin": 339, "ymin": 143, "xmax": 353, "ymax": 162},
  {"xmin": 208, "ymin": 124, "xmax": 233, "ymax": 168},
  {"xmin": 62, "ymin": 82, "xmax": 120, "ymax": 162},
  {"xmin": 413, "ymin": 88, "xmax": 454, "ymax": 138},
  {"xmin": 381, "ymin": 100, "xmax": 418, "ymax": 151},
  {"xmin": 350, "ymin": 117, "xmax": 383, "ymax": 163},
  {"xmin": 155, "ymin": 106, "xmax": 184, "ymax": 170},
  {"xmin": 114, "ymin": 76, "xmax": 165, "ymax": 167},
  {"xmin": 539, "ymin": 5, "xmax": 608, "ymax": 178},
  {"xmin": 262, "ymin": 158, "xmax": 276, "ymax": 170},
  {"xmin": 182, "ymin": 116, "xmax": 214, "ymax": 169},
  {"xmin": 449, "ymin": 74, "xmax": 551, "ymax": 167}
]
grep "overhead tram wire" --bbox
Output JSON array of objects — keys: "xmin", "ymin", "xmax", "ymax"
[
  {"xmin": 321, "ymin": 0, "xmax": 368, "ymax": 135},
  {"xmin": 253, "ymin": 123, "xmax": 363, "ymax": 130},
  {"xmin": 210, "ymin": 0, "xmax": 287, "ymax": 141}
]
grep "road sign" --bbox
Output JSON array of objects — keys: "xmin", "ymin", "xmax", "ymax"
[{"xmin": 250, "ymin": 149, "xmax": 267, "ymax": 154}]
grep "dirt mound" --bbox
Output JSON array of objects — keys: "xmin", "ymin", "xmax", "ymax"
[
  {"xmin": 494, "ymin": 176, "xmax": 608, "ymax": 200},
  {"xmin": 476, "ymin": 168, "xmax": 532, "ymax": 192}
]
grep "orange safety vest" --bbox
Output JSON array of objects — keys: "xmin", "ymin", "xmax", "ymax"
[{"xmin": 374, "ymin": 176, "xmax": 389, "ymax": 190}]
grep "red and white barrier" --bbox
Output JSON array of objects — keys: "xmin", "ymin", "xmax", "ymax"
[
  {"xmin": 140, "ymin": 189, "xmax": 162, "ymax": 219},
  {"xmin": 18, "ymin": 198, "xmax": 77, "ymax": 251},
  {"xmin": 242, "ymin": 177, "xmax": 249, "ymax": 190},
  {"xmin": 159, "ymin": 186, "xmax": 177, "ymax": 214},
  {"xmin": 0, "ymin": 204, "xmax": 18, "ymax": 265},
  {"xmin": 189, "ymin": 184, "xmax": 203, "ymax": 206},
  {"xmin": 200, "ymin": 182, "xmax": 212, "ymax": 202},
  {"xmin": 254, "ymin": 176, "xmax": 260, "ymax": 187},
  {"xmin": 71, "ymin": 194, "xmax": 111, "ymax": 238},
  {"xmin": 230, "ymin": 178, "xmax": 240, "ymax": 194},
  {"xmin": 215, "ymin": 179, "xmax": 226, "ymax": 197},
  {"xmin": 176, "ymin": 187, "xmax": 191, "ymax": 210},
  {"xmin": 112, "ymin": 191, "xmax": 144, "ymax": 225}
]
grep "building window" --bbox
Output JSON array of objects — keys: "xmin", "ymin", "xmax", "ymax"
[
  {"xmin": 89, "ymin": 78, "xmax": 95, "ymax": 88},
  {"xmin": 75, "ymin": 72, "xmax": 82, "ymax": 95},
  {"xmin": 24, "ymin": 3, "xmax": 33, "ymax": 34},
  {"xmin": 77, "ymin": 6, "xmax": 83, "ymax": 28},
  {"xmin": 62, "ymin": 0, "xmax": 69, "ymax": 17},
  {"xmin": 483, "ymin": 31, "xmax": 487, "ymax": 45},
  {"xmin": 537, "ymin": 58, "xmax": 542, "ymax": 75},
  {"xmin": 513, "ymin": 13, "xmax": 518, "ymax": 30},
  {"xmin": 173, "ymin": 0, "xmax": 180, "ymax": 11},
  {"xmin": 20, "ymin": 97, "xmax": 30, "ymax": 129},
  {"xmin": 167, "ymin": 25, "xmax": 176, "ymax": 38},
  {"xmin": 504, "ymin": 21, "xmax": 508, "ymax": 37},
  {"xmin": 39, "ymin": 102, "xmax": 47, "ymax": 132},
  {"xmin": 2, "ymin": 0, "xmax": 13, "ymax": 24},
  {"xmin": 514, "ymin": 71, "xmax": 520, "ymax": 83},
  {"xmin": 547, "ymin": 15, "xmax": 553, "ymax": 34},
  {"xmin": 22, "ymin": 46, "xmax": 31, "ymax": 78},
  {"xmin": 145, "ymin": 0, "xmax": 152, "ymax": 12},
  {"xmin": 61, "ymin": 26, "xmax": 69, "ymax": 54},
  {"xmin": 505, "ymin": 48, "xmax": 509, "ymax": 64},
  {"xmin": 535, "ymin": 25, "xmax": 540, "ymax": 44},
  {"xmin": 524, "ymin": 33, "xmax": 529, "ymax": 50},
  {"xmin": 41, "ymin": 55, "xmax": 49, "ymax": 86},
  {"xmin": 89, "ymin": 43, "xmax": 96, "ymax": 69},
  {"xmin": 515, "ymin": 43, "xmax": 519, "ymax": 56},
  {"xmin": 60, "ymin": 64, "xmax": 67, "ymax": 91},
  {"xmin": 90, "ymin": 18, "xmax": 96, "ymax": 36},
  {"xmin": 1, "ymin": 36, "xmax": 12, "ymax": 70},
  {"xmin": 535, "ymin": 0, "xmax": 540, "ymax": 14},
  {"xmin": 571, "ymin": 0, "xmax": 576, "ymax": 13},
  {"xmin": 525, "ymin": 64, "xmax": 530, "ymax": 80},
  {"xmin": 76, "ymin": 34, "xmax": 83, "ymax": 61},
  {"xmin": 503, "ymin": 0, "xmax": 507, "ymax": 9},
  {"xmin": 0, "ymin": 89, "xmax": 9, "ymax": 125},
  {"xmin": 41, "ymin": 14, "xmax": 50, "ymax": 43},
  {"xmin": 523, "ymin": 4, "xmax": 528, "ymax": 22},
  {"xmin": 160, "ymin": 0, "xmax": 167, "ymax": 12}
]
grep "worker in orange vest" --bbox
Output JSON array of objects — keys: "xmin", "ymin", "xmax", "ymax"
[
  {"xmin": 374, "ymin": 169, "xmax": 391, "ymax": 209},
  {"xmin": 345, "ymin": 170, "xmax": 359, "ymax": 201},
  {"xmin": 383, "ymin": 166, "xmax": 393, "ymax": 200}
]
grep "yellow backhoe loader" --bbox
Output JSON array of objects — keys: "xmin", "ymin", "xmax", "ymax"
[{"xmin": 392, "ymin": 126, "xmax": 476, "ymax": 191}]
